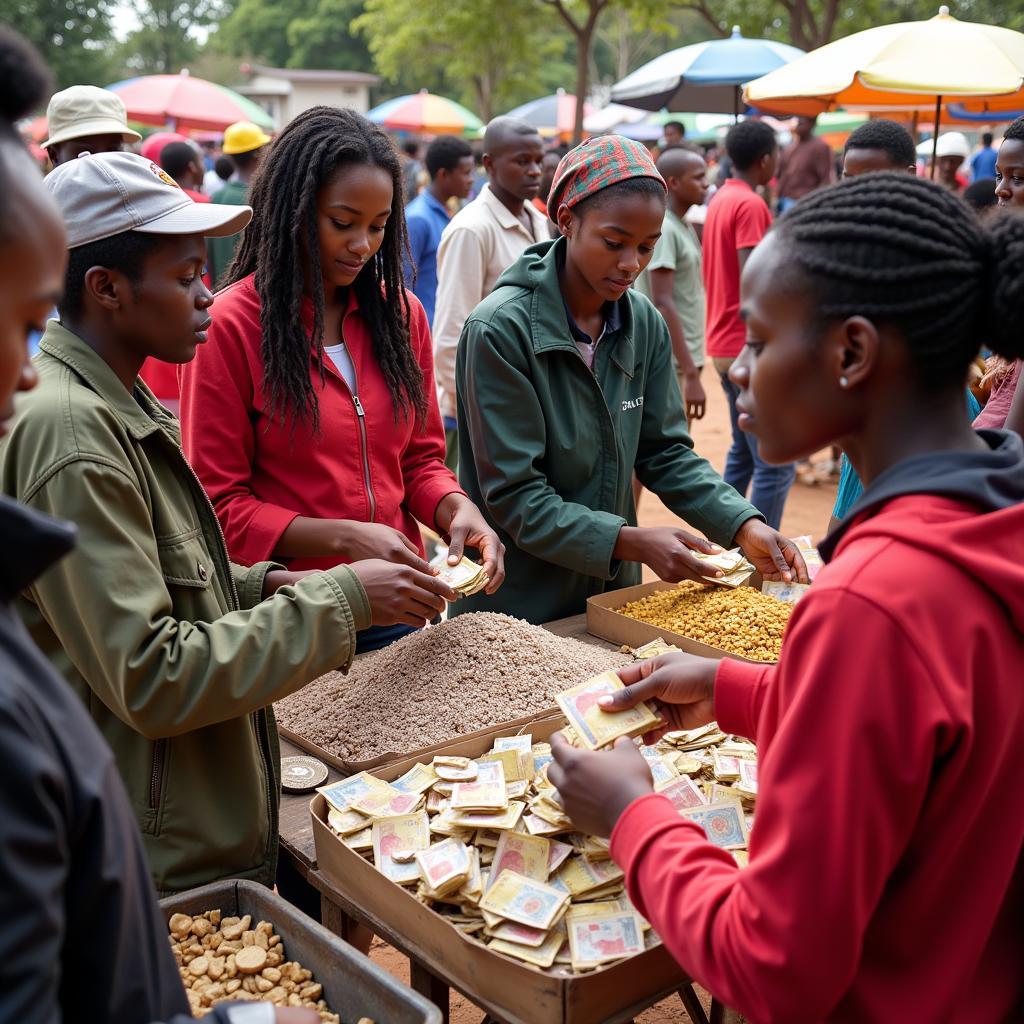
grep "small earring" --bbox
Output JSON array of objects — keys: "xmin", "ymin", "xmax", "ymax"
[{"xmin": 839, "ymin": 376, "xmax": 849, "ymax": 388}]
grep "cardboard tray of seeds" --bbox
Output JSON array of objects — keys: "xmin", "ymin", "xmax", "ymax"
[
  {"xmin": 311, "ymin": 712, "xmax": 690, "ymax": 1024},
  {"xmin": 279, "ymin": 706, "xmax": 560, "ymax": 776},
  {"xmin": 587, "ymin": 580, "xmax": 774, "ymax": 666},
  {"xmin": 160, "ymin": 877, "xmax": 442, "ymax": 1024}
]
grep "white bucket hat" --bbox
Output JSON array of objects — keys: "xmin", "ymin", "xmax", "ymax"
[
  {"xmin": 42, "ymin": 85, "xmax": 142, "ymax": 149},
  {"xmin": 44, "ymin": 151, "xmax": 252, "ymax": 249}
]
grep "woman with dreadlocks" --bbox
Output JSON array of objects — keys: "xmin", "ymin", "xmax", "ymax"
[
  {"xmin": 180, "ymin": 107, "xmax": 504, "ymax": 652},
  {"xmin": 548, "ymin": 174, "xmax": 1024, "ymax": 1021}
]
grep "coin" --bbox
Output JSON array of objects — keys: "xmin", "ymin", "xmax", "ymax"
[{"xmin": 280, "ymin": 754, "xmax": 328, "ymax": 792}]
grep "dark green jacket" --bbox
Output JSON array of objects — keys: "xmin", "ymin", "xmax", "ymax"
[
  {"xmin": 0, "ymin": 323, "xmax": 370, "ymax": 894},
  {"xmin": 207, "ymin": 179, "xmax": 248, "ymax": 288},
  {"xmin": 455, "ymin": 237, "xmax": 758, "ymax": 624}
]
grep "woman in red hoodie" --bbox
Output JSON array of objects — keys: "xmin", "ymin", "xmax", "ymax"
[
  {"xmin": 549, "ymin": 174, "xmax": 1024, "ymax": 1022},
  {"xmin": 180, "ymin": 107, "xmax": 503, "ymax": 651}
]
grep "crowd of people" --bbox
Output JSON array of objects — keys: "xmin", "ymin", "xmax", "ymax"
[{"xmin": 0, "ymin": 20, "xmax": 1022, "ymax": 1024}]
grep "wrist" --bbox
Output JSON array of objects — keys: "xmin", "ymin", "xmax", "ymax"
[
  {"xmin": 731, "ymin": 514, "xmax": 762, "ymax": 547},
  {"xmin": 607, "ymin": 779, "xmax": 655, "ymax": 828},
  {"xmin": 434, "ymin": 491, "xmax": 465, "ymax": 533},
  {"xmin": 613, "ymin": 525, "xmax": 643, "ymax": 562}
]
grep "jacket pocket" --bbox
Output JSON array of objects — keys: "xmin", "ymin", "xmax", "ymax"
[
  {"xmin": 149, "ymin": 737, "xmax": 167, "ymax": 812},
  {"xmin": 156, "ymin": 533, "xmax": 214, "ymax": 590}
]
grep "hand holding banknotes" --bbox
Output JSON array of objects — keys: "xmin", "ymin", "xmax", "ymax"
[
  {"xmin": 602, "ymin": 653, "xmax": 719, "ymax": 743},
  {"xmin": 549, "ymin": 735, "xmax": 654, "ymax": 838},
  {"xmin": 435, "ymin": 492, "xmax": 506, "ymax": 594},
  {"xmin": 613, "ymin": 525, "xmax": 725, "ymax": 585},
  {"xmin": 733, "ymin": 518, "xmax": 809, "ymax": 584},
  {"xmin": 350, "ymin": 559, "xmax": 457, "ymax": 626}
]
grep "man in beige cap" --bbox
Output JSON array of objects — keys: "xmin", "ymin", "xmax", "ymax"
[
  {"xmin": 43, "ymin": 85, "xmax": 141, "ymax": 166},
  {"xmin": 207, "ymin": 119, "xmax": 271, "ymax": 287}
]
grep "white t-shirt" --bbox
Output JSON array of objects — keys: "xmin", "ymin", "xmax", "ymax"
[{"xmin": 323, "ymin": 342, "xmax": 357, "ymax": 393}]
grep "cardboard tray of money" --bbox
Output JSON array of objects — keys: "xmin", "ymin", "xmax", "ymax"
[
  {"xmin": 279, "ymin": 706, "xmax": 559, "ymax": 776},
  {"xmin": 587, "ymin": 581, "xmax": 774, "ymax": 665},
  {"xmin": 311, "ymin": 713, "xmax": 689, "ymax": 1024},
  {"xmin": 159, "ymin": 877, "xmax": 442, "ymax": 1024}
]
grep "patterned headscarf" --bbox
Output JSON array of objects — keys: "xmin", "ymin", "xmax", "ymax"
[{"xmin": 547, "ymin": 134, "xmax": 666, "ymax": 213}]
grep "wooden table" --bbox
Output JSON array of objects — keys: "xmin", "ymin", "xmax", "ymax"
[{"xmin": 277, "ymin": 614, "xmax": 724, "ymax": 1024}]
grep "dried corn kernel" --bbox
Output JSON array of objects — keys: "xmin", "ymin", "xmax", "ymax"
[{"xmin": 619, "ymin": 583, "xmax": 792, "ymax": 662}]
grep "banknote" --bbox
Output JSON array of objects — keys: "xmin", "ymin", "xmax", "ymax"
[
  {"xmin": 654, "ymin": 774, "xmax": 708, "ymax": 812},
  {"xmin": 416, "ymin": 837, "xmax": 472, "ymax": 897},
  {"xmin": 488, "ymin": 926, "xmax": 564, "ymax": 968},
  {"xmin": 450, "ymin": 761, "xmax": 507, "ymax": 811},
  {"xmin": 349, "ymin": 784, "xmax": 423, "ymax": 819},
  {"xmin": 737, "ymin": 759, "xmax": 758, "ymax": 794},
  {"xmin": 448, "ymin": 801, "xmax": 525, "ymax": 831},
  {"xmin": 555, "ymin": 855, "xmax": 623, "ymax": 897},
  {"xmin": 681, "ymin": 802, "xmax": 749, "ymax": 849},
  {"xmin": 479, "ymin": 870, "xmax": 569, "ymax": 930},
  {"xmin": 567, "ymin": 908, "xmax": 645, "ymax": 967},
  {"xmin": 429, "ymin": 551, "xmax": 489, "ymax": 597},
  {"xmin": 492, "ymin": 734, "xmax": 535, "ymax": 777},
  {"xmin": 485, "ymin": 831, "xmax": 550, "ymax": 892},
  {"xmin": 487, "ymin": 918, "xmax": 551, "ymax": 948},
  {"xmin": 523, "ymin": 811, "xmax": 568, "ymax": 837},
  {"xmin": 372, "ymin": 812, "xmax": 430, "ymax": 885},
  {"xmin": 391, "ymin": 762, "xmax": 438, "ymax": 795},
  {"xmin": 481, "ymin": 747, "xmax": 530, "ymax": 784},
  {"xmin": 327, "ymin": 806, "xmax": 369, "ymax": 836},
  {"xmin": 631, "ymin": 637, "xmax": 682, "ymax": 660},
  {"xmin": 555, "ymin": 671, "xmax": 661, "ymax": 750},
  {"xmin": 318, "ymin": 772, "xmax": 387, "ymax": 814},
  {"xmin": 547, "ymin": 839, "xmax": 574, "ymax": 874},
  {"xmin": 761, "ymin": 579, "xmax": 810, "ymax": 605},
  {"xmin": 342, "ymin": 826, "xmax": 372, "ymax": 852}
]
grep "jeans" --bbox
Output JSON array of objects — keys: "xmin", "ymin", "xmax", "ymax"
[{"xmin": 717, "ymin": 366, "xmax": 796, "ymax": 530}]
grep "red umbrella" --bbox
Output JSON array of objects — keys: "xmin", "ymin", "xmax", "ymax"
[
  {"xmin": 140, "ymin": 131, "xmax": 190, "ymax": 163},
  {"xmin": 107, "ymin": 72, "xmax": 274, "ymax": 133}
]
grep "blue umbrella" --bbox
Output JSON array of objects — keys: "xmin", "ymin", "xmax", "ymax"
[
  {"xmin": 947, "ymin": 103, "xmax": 1024, "ymax": 122},
  {"xmin": 611, "ymin": 27, "xmax": 804, "ymax": 115}
]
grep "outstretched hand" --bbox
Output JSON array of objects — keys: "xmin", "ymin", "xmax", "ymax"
[{"xmin": 733, "ymin": 518, "xmax": 808, "ymax": 584}]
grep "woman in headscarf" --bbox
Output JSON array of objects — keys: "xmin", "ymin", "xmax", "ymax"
[{"xmin": 454, "ymin": 135, "xmax": 806, "ymax": 624}]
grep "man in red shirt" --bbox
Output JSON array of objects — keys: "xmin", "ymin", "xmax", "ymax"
[{"xmin": 703, "ymin": 119, "xmax": 794, "ymax": 529}]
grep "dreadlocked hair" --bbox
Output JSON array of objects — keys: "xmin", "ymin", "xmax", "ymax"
[
  {"xmin": 776, "ymin": 172, "xmax": 1024, "ymax": 386},
  {"xmin": 226, "ymin": 105, "xmax": 426, "ymax": 431}
]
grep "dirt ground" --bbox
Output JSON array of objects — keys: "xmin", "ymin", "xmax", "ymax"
[{"xmin": 369, "ymin": 377, "xmax": 837, "ymax": 1023}]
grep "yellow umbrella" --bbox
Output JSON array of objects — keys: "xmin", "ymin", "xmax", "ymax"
[{"xmin": 745, "ymin": 6, "xmax": 1024, "ymax": 175}]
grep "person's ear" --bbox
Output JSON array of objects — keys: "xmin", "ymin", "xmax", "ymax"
[
  {"xmin": 84, "ymin": 266, "xmax": 127, "ymax": 312},
  {"xmin": 556, "ymin": 203, "xmax": 575, "ymax": 238},
  {"xmin": 834, "ymin": 315, "xmax": 880, "ymax": 390},
  {"xmin": 482, "ymin": 152, "xmax": 494, "ymax": 177}
]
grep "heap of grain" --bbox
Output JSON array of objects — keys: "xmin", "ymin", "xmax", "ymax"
[{"xmin": 276, "ymin": 612, "xmax": 631, "ymax": 762}]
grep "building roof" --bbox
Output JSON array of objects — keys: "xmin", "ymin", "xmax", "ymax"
[{"xmin": 244, "ymin": 63, "xmax": 380, "ymax": 86}]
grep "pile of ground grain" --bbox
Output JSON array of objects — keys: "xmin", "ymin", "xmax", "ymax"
[{"xmin": 275, "ymin": 612, "xmax": 631, "ymax": 762}]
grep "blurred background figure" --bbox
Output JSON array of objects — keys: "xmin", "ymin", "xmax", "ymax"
[
  {"xmin": 43, "ymin": 85, "xmax": 140, "ymax": 167},
  {"xmin": 777, "ymin": 114, "xmax": 833, "ymax": 213}
]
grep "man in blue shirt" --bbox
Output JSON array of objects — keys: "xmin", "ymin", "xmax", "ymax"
[
  {"xmin": 969, "ymin": 132, "xmax": 998, "ymax": 183},
  {"xmin": 404, "ymin": 136, "xmax": 475, "ymax": 326}
]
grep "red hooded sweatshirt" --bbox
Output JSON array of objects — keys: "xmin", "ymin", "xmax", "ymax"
[
  {"xmin": 610, "ymin": 432, "xmax": 1024, "ymax": 1023},
  {"xmin": 178, "ymin": 274, "xmax": 462, "ymax": 572}
]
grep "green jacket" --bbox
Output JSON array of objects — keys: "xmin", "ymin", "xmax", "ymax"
[
  {"xmin": 455, "ymin": 237, "xmax": 758, "ymax": 624},
  {"xmin": 207, "ymin": 179, "xmax": 248, "ymax": 288},
  {"xmin": 0, "ymin": 323, "xmax": 370, "ymax": 894}
]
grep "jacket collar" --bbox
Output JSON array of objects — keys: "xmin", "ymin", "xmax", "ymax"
[
  {"xmin": 0, "ymin": 495, "xmax": 76, "ymax": 602},
  {"xmin": 38, "ymin": 321, "xmax": 169, "ymax": 440},
  {"xmin": 479, "ymin": 184, "xmax": 546, "ymax": 237},
  {"xmin": 527, "ymin": 236, "xmax": 637, "ymax": 377}
]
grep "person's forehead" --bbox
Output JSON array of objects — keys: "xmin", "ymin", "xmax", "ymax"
[
  {"xmin": 497, "ymin": 135, "xmax": 543, "ymax": 156},
  {"xmin": 997, "ymin": 138, "xmax": 1024, "ymax": 164},
  {"xmin": 844, "ymin": 146, "xmax": 900, "ymax": 168}
]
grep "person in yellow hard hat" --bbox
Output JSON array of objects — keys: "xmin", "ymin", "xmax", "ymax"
[{"xmin": 207, "ymin": 120, "xmax": 272, "ymax": 287}]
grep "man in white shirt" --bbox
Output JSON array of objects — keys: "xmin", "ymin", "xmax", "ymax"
[{"xmin": 433, "ymin": 117, "xmax": 551, "ymax": 467}]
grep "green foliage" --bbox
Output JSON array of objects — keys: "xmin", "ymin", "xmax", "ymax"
[
  {"xmin": 5, "ymin": 0, "xmax": 118, "ymax": 89},
  {"xmin": 354, "ymin": 0, "xmax": 570, "ymax": 121}
]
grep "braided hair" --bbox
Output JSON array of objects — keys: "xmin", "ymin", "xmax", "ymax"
[
  {"xmin": 227, "ymin": 106, "xmax": 426, "ymax": 430},
  {"xmin": 775, "ymin": 172, "xmax": 1024, "ymax": 385}
]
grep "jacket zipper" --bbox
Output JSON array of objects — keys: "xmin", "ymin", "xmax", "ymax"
[
  {"xmin": 150, "ymin": 738, "xmax": 166, "ymax": 809},
  {"xmin": 351, "ymin": 394, "xmax": 377, "ymax": 522}
]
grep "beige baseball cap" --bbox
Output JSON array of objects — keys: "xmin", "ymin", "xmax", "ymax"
[
  {"xmin": 42, "ymin": 85, "xmax": 142, "ymax": 149},
  {"xmin": 45, "ymin": 152, "xmax": 253, "ymax": 249}
]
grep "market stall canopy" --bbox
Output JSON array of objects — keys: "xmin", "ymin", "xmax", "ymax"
[
  {"xmin": 610, "ymin": 27, "xmax": 804, "ymax": 115},
  {"xmin": 107, "ymin": 72, "xmax": 273, "ymax": 132},
  {"xmin": 744, "ymin": 7, "xmax": 1024, "ymax": 116},
  {"xmin": 366, "ymin": 91, "xmax": 483, "ymax": 135},
  {"xmin": 582, "ymin": 103, "xmax": 649, "ymax": 134},
  {"xmin": 505, "ymin": 91, "xmax": 595, "ymax": 138}
]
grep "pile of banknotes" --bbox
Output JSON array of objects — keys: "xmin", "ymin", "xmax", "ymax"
[
  {"xmin": 430, "ymin": 551, "xmax": 489, "ymax": 598},
  {"xmin": 320, "ymin": 661, "xmax": 758, "ymax": 974}
]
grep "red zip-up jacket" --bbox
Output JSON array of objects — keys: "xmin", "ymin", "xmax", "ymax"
[
  {"xmin": 178, "ymin": 274, "xmax": 462, "ymax": 572},
  {"xmin": 610, "ymin": 437, "xmax": 1024, "ymax": 1023}
]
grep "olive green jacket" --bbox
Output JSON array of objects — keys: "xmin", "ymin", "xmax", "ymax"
[
  {"xmin": 0, "ymin": 323, "xmax": 370, "ymax": 895},
  {"xmin": 455, "ymin": 237, "xmax": 759, "ymax": 624}
]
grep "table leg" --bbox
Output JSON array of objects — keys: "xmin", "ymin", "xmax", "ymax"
[
  {"xmin": 410, "ymin": 958, "xmax": 450, "ymax": 1024},
  {"xmin": 678, "ymin": 983, "xmax": 710, "ymax": 1024}
]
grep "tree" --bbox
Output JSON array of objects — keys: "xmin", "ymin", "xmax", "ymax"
[
  {"xmin": 6, "ymin": 0, "xmax": 117, "ymax": 89},
  {"xmin": 671, "ymin": 0, "xmax": 940, "ymax": 50},
  {"xmin": 120, "ymin": 0, "xmax": 228, "ymax": 75},
  {"xmin": 213, "ymin": 0, "xmax": 374, "ymax": 72},
  {"xmin": 355, "ymin": 0, "xmax": 568, "ymax": 122}
]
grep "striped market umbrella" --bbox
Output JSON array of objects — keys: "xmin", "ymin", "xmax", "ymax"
[
  {"xmin": 366, "ymin": 91, "xmax": 483, "ymax": 135},
  {"xmin": 611, "ymin": 27, "xmax": 804, "ymax": 116},
  {"xmin": 108, "ymin": 72, "xmax": 273, "ymax": 132},
  {"xmin": 506, "ymin": 90, "xmax": 596, "ymax": 138}
]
